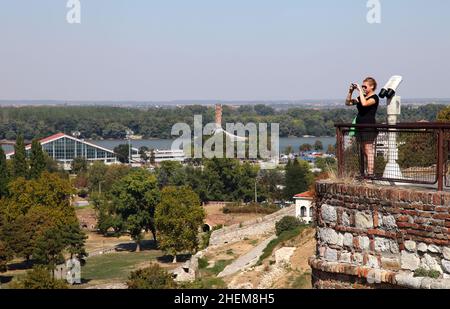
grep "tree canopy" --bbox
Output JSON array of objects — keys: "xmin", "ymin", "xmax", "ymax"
[
  {"xmin": 155, "ymin": 186, "xmax": 205, "ymax": 262},
  {"xmin": 0, "ymin": 104, "xmax": 444, "ymax": 141},
  {"xmin": 110, "ymin": 169, "xmax": 160, "ymax": 251}
]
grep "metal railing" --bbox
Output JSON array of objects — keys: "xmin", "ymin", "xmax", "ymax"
[{"xmin": 335, "ymin": 122, "xmax": 450, "ymax": 191}]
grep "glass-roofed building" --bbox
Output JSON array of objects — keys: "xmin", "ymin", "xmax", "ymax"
[{"xmin": 6, "ymin": 133, "xmax": 118, "ymax": 170}]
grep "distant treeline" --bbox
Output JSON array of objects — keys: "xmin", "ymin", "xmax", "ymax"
[{"xmin": 0, "ymin": 104, "xmax": 445, "ymax": 140}]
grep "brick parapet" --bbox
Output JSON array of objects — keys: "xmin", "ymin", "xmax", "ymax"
[{"xmin": 310, "ymin": 181, "xmax": 450, "ymax": 289}]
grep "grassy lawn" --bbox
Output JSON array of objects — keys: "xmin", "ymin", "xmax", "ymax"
[
  {"xmin": 191, "ymin": 258, "xmax": 233, "ymax": 289},
  {"xmin": 82, "ymin": 251, "xmax": 163, "ymax": 282}
]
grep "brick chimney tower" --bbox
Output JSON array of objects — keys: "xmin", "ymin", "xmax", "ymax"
[{"xmin": 215, "ymin": 104, "xmax": 223, "ymax": 128}]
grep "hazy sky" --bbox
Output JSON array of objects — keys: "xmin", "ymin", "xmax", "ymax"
[{"xmin": 1, "ymin": 0, "xmax": 449, "ymax": 101}]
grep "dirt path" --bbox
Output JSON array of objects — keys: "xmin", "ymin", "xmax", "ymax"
[{"xmin": 218, "ymin": 235, "xmax": 276, "ymax": 278}]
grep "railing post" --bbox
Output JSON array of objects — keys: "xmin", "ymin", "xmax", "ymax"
[
  {"xmin": 336, "ymin": 126, "xmax": 344, "ymax": 178},
  {"xmin": 437, "ymin": 129, "xmax": 444, "ymax": 191}
]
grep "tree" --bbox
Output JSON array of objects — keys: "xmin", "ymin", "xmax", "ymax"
[
  {"xmin": 398, "ymin": 132, "xmax": 436, "ymax": 169},
  {"xmin": 156, "ymin": 161, "xmax": 184, "ymax": 188},
  {"xmin": 139, "ymin": 146, "xmax": 150, "ymax": 163},
  {"xmin": 44, "ymin": 153, "xmax": 59, "ymax": 173},
  {"xmin": 0, "ymin": 147, "xmax": 9, "ymax": 198},
  {"xmin": 11, "ymin": 266, "xmax": 68, "ymax": 289},
  {"xmin": 114, "ymin": 144, "xmax": 131, "ymax": 164},
  {"xmin": 1, "ymin": 215, "xmax": 34, "ymax": 262},
  {"xmin": 314, "ymin": 140, "xmax": 324, "ymax": 151},
  {"xmin": 254, "ymin": 104, "xmax": 275, "ymax": 116},
  {"xmin": 86, "ymin": 162, "xmax": 108, "ymax": 193},
  {"xmin": 111, "ymin": 169, "xmax": 160, "ymax": 251},
  {"xmin": 150, "ymin": 149, "xmax": 156, "ymax": 165},
  {"xmin": 315, "ymin": 157, "xmax": 337, "ymax": 173},
  {"xmin": 258, "ymin": 169, "xmax": 284, "ymax": 202},
  {"xmin": 299, "ymin": 144, "xmax": 312, "ymax": 152},
  {"xmin": 62, "ymin": 222, "xmax": 88, "ymax": 260},
  {"xmin": 0, "ymin": 173, "xmax": 80, "ymax": 266},
  {"xmin": 127, "ymin": 264, "xmax": 176, "ymax": 289},
  {"xmin": 3, "ymin": 172, "xmax": 75, "ymax": 223},
  {"xmin": 0, "ymin": 239, "xmax": 13, "ymax": 272},
  {"xmin": 155, "ymin": 186, "xmax": 205, "ymax": 263},
  {"xmin": 13, "ymin": 134, "xmax": 28, "ymax": 179},
  {"xmin": 284, "ymin": 159, "xmax": 314, "ymax": 199},
  {"xmin": 71, "ymin": 157, "xmax": 88, "ymax": 174},
  {"xmin": 235, "ymin": 162, "xmax": 259, "ymax": 203},
  {"xmin": 29, "ymin": 139, "xmax": 46, "ymax": 179},
  {"xmin": 33, "ymin": 226, "xmax": 66, "ymax": 277}
]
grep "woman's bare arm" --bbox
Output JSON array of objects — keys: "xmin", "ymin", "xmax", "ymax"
[{"xmin": 345, "ymin": 85, "xmax": 358, "ymax": 106}]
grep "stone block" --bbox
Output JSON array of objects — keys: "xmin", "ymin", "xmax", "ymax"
[
  {"xmin": 342, "ymin": 212, "xmax": 350, "ymax": 227},
  {"xmin": 396, "ymin": 272, "xmax": 422, "ymax": 289},
  {"xmin": 382, "ymin": 215, "xmax": 397, "ymax": 229},
  {"xmin": 325, "ymin": 248, "xmax": 338, "ymax": 262},
  {"xmin": 420, "ymin": 254, "xmax": 443, "ymax": 273},
  {"xmin": 343, "ymin": 233, "xmax": 353, "ymax": 248},
  {"xmin": 442, "ymin": 260, "xmax": 450, "ymax": 274},
  {"xmin": 401, "ymin": 251, "xmax": 420, "ymax": 271},
  {"xmin": 366, "ymin": 255, "xmax": 380, "ymax": 269},
  {"xmin": 352, "ymin": 253, "xmax": 363, "ymax": 265},
  {"xmin": 359, "ymin": 236, "xmax": 370, "ymax": 251},
  {"xmin": 381, "ymin": 257, "xmax": 401, "ymax": 271},
  {"xmin": 318, "ymin": 228, "xmax": 341, "ymax": 246},
  {"xmin": 355, "ymin": 212, "xmax": 374, "ymax": 229},
  {"xmin": 275, "ymin": 247, "xmax": 296, "ymax": 266},
  {"xmin": 428, "ymin": 244, "xmax": 441, "ymax": 253},
  {"xmin": 418, "ymin": 243, "xmax": 428, "ymax": 253},
  {"xmin": 321, "ymin": 204, "xmax": 337, "ymax": 223},
  {"xmin": 339, "ymin": 251, "xmax": 352, "ymax": 264},
  {"xmin": 404, "ymin": 240, "xmax": 416, "ymax": 252},
  {"xmin": 443, "ymin": 247, "xmax": 450, "ymax": 260},
  {"xmin": 374, "ymin": 237, "xmax": 390, "ymax": 253}
]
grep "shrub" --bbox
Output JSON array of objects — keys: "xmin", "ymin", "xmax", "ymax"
[
  {"xmin": 200, "ymin": 231, "xmax": 211, "ymax": 250},
  {"xmin": 78, "ymin": 189, "xmax": 89, "ymax": 198},
  {"xmin": 207, "ymin": 260, "xmax": 233, "ymax": 275},
  {"xmin": 198, "ymin": 257, "xmax": 209, "ymax": 269},
  {"xmin": 10, "ymin": 266, "xmax": 68, "ymax": 289},
  {"xmin": 414, "ymin": 268, "xmax": 441, "ymax": 279},
  {"xmin": 127, "ymin": 264, "xmax": 176, "ymax": 289},
  {"xmin": 275, "ymin": 216, "xmax": 302, "ymax": 236},
  {"xmin": 179, "ymin": 277, "xmax": 227, "ymax": 289}
]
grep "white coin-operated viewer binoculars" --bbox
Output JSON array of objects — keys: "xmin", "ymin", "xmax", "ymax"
[{"xmin": 380, "ymin": 75, "xmax": 403, "ymax": 180}]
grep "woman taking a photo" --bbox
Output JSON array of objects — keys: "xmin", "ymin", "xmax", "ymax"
[{"xmin": 346, "ymin": 77, "xmax": 379, "ymax": 177}]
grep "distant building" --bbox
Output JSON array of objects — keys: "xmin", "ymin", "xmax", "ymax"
[
  {"xmin": 154, "ymin": 149, "xmax": 186, "ymax": 163},
  {"xmin": 6, "ymin": 133, "xmax": 118, "ymax": 170},
  {"xmin": 294, "ymin": 191, "xmax": 314, "ymax": 224}
]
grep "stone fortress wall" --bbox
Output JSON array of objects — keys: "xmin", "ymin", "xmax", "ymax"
[
  {"xmin": 209, "ymin": 206, "xmax": 295, "ymax": 247},
  {"xmin": 310, "ymin": 181, "xmax": 450, "ymax": 289}
]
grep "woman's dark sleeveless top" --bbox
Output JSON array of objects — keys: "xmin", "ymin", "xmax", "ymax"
[{"xmin": 356, "ymin": 94, "xmax": 379, "ymax": 124}]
